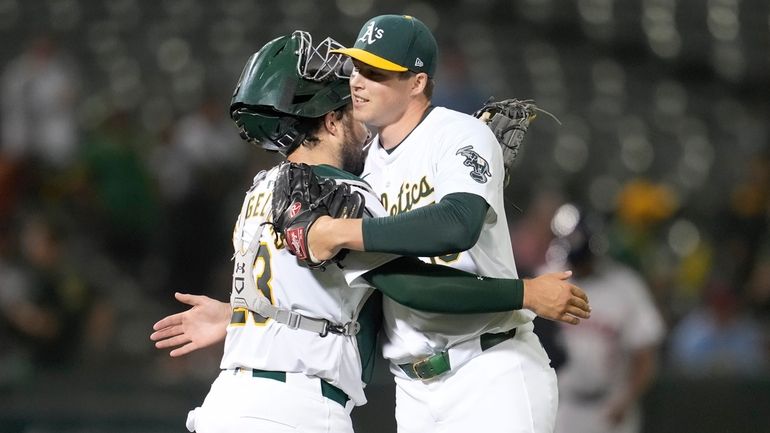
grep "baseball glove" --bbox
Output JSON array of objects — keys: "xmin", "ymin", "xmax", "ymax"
[
  {"xmin": 271, "ymin": 162, "xmax": 365, "ymax": 269},
  {"xmin": 473, "ymin": 98, "xmax": 547, "ymax": 186}
]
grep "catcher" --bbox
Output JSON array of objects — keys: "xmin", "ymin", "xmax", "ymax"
[{"xmin": 157, "ymin": 31, "xmax": 590, "ymax": 433}]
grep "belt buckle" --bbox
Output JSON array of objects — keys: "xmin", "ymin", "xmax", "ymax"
[{"xmin": 411, "ymin": 357, "xmax": 435, "ymax": 381}]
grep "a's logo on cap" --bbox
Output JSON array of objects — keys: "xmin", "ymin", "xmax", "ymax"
[
  {"xmin": 358, "ymin": 21, "xmax": 384, "ymax": 44},
  {"xmin": 415, "ymin": 58, "xmax": 424, "ymax": 67}
]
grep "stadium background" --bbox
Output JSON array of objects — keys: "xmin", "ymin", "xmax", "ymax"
[{"xmin": 0, "ymin": 0, "xmax": 768, "ymax": 432}]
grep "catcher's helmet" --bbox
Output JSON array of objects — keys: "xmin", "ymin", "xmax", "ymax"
[{"xmin": 230, "ymin": 31, "xmax": 351, "ymax": 155}]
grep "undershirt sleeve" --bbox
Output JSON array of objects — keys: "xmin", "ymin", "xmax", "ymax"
[
  {"xmin": 362, "ymin": 192, "xmax": 488, "ymax": 256},
  {"xmin": 361, "ymin": 257, "xmax": 523, "ymax": 313}
]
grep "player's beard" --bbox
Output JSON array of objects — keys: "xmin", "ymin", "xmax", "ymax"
[{"xmin": 339, "ymin": 115, "xmax": 368, "ymax": 176}]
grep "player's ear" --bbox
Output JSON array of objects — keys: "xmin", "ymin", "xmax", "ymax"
[
  {"xmin": 323, "ymin": 110, "xmax": 341, "ymax": 137},
  {"xmin": 410, "ymin": 72, "xmax": 428, "ymax": 97}
]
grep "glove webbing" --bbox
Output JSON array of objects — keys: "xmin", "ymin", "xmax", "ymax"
[{"xmin": 231, "ymin": 223, "xmax": 360, "ymax": 337}]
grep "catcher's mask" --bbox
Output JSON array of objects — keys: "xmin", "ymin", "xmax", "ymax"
[{"xmin": 230, "ymin": 31, "xmax": 352, "ymax": 155}]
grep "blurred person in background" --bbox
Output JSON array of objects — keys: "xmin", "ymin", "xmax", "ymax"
[
  {"xmin": 721, "ymin": 153, "xmax": 769, "ymax": 289},
  {"xmin": 668, "ymin": 280, "xmax": 766, "ymax": 377},
  {"xmin": 608, "ymin": 178, "xmax": 678, "ymax": 279},
  {"xmin": 2, "ymin": 212, "xmax": 95, "ymax": 371},
  {"xmin": 665, "ymin": 152, "xmax": 770, "ymax": 378},
  {"xmin": 546, "ymin": 204, "xmax": 665, "ymax": 433},
  {"xmin": 0, "ymin": 223, "xmax": 36, "ymax": 385},
  {"xmin": 605, "ymin": 178, "xmax": 681, "ymax": 327},
  {"xmin": 73, "ymin": 110, "xmax": 160, "ymax": 268},
  {"xmin": 152, "ymin": 95, "xmax": 246, "ymax": 205},
  {"xmin": 149, "ymin": 96, "xmax": 247, "ymax": 298},
  {"xmin": 1, "ymin": 35, "xmax": 79, "ymax": 169}
]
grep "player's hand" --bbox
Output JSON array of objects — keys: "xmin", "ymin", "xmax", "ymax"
[
  {"xmin": 307, "ymin": 215, "xmax": 342, "ymax": 261},
  {"xmin": 150, "ymin": 292, "xmax": 231, "ymax": 357},
  {"xmin": 522, "ymin": 271, "xmax": 590, "ymax": 325}
]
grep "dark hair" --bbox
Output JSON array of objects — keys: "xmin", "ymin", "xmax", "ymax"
[
  {"xmin": 289, "ymin": 104, "xmax": 350, "ymax": 153},
  {"xmin": 423, "ymin": 78, "xmax": 434, "ymax": 99}
]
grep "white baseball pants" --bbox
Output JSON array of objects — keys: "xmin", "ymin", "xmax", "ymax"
[
  {"xmin": 393, "ymin": 322, "xmax": 558, "ymax": 433},
  {"xmin": 187, "ymin": 369, "xmax": 354, "ymax": 433}
]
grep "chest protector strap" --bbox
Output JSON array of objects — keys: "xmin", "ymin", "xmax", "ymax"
[{"xmin": 231, "ymin": 223, "xmax": 360, "ymax": 337}]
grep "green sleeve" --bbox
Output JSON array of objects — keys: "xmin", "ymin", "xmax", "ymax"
[
  {"xmin": 361, "ymin": 257, "xmax": 523, "ymax": 313},
  {"xmin": 362, "ymin": 192, "xmax": 488, "ymax": 256}
]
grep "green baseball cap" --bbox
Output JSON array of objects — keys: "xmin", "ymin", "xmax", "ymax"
[{"xmin": 333, "ymin": 15, "xmax": 437, "ymax": 77}]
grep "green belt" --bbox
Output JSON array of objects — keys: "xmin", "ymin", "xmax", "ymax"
[
  {"xmin": 243, "ymin": 369, "xmax": 349, "ymax": 407},
  {"xmin": 398, "ymin": 328, "xmax": 517, "ymax": 381}
]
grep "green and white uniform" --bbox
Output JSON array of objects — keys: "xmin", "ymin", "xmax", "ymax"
[
  {"xmin": 363, "ymin": 107, "xmax": 559, "ymax": 433},
  {"xmin": 187, "ymin": 165, "xmax": 393, "ymax": 433},
  {"xmin": 220, "ymin": 165, "xmax": 391, "ymax": 406}
]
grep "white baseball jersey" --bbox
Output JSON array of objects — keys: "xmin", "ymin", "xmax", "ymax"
[
  {"xmin": 555, "ymin": 260, "xmax": 665, "ymax": 433},
  {"xmin": 362, "ymin": 106, "xmax": 536, "ymax": 367},
  {"xmin": 219, "ymin": 164, "xmax": 395, "ymax": 406}
]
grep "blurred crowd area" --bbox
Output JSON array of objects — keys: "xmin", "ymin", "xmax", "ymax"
[{"xmin": 0, "ymin": 0, "xmax": 769, "ymax": 429}]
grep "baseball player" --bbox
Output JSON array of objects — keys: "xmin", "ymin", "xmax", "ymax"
[
  {"xmin": 156, "ymin": 31, "xmax": 589, "ymax": 433},
  {"xmin": 546, "ymin": 205, "xmax": 664, "ymax": 433},
  {"xmin": 300, "ymin": 14, "xmax": 573, "ymax": 433},
  {"xmin": 180, "ymin": 33, "xmax": 377, "ymax": 433}
]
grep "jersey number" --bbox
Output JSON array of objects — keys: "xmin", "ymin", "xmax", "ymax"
[{"xmin": 231, "ymin": 242, "xmax": 274, "ymax": 325}]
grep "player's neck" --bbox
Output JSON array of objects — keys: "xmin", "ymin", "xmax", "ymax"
[
  {"xmin": 377, "ymin": 99, "xmax": 431, "ymax": 151},
  {"xmin": 287, "ymin": 144, "xmax": 340, "ymax": 169}
]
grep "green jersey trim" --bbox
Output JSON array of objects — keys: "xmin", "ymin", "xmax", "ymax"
[{"xmin": 312, "ymin": 164, "xmax": 370, "ymax": 185}]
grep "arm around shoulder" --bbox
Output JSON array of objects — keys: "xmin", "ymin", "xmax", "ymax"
[{"xmin": 361, "ymin": 257, "xmax": 523, "ymax": 313}]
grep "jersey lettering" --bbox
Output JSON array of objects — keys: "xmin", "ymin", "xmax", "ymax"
[
  {"xmin": 379, "ymin": 176, "xmax": 435, "ymax": 215},
  {"xmin": 259, "ymin": 193, "xmax": 271, "ymax": 216},
  {"xmin": 246, "ymin": 192, "xmax": 273, "ymax": 218}
]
